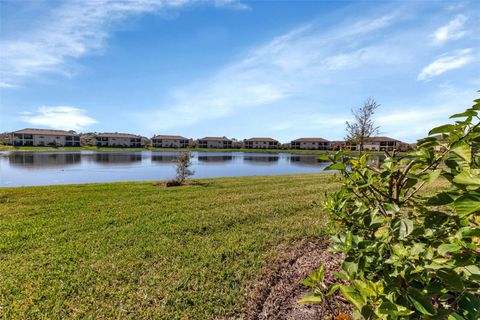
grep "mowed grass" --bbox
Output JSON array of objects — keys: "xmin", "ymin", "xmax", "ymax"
[{"xmin": 0, "ymin": 174, "xmax": 339, "ymax": 319}]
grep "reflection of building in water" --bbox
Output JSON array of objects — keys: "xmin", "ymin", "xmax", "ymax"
[
  {"xmin": 9, "ymin": 152, "xmax": 81, "ymax": 168},
  {"xmin": 243, "ymin": 156, "xmax": 279, "ymax": 162},
  {"xmin": 197, "ymin": 155, "xmax": 233, "ymax": 163},
  {"xmin": 289, "ymin": 156, "xmax": 321, "ymax": 167},
  {"xmin": 93, "ymin": 153, "xmax": 143, "ymax": 164},
  {"xmin": 151, "ymin": 155, "xmax": 179, "ymax": 163}
]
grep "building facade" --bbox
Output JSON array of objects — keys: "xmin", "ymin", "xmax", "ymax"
[
  {"xmin": 94, "ymin": 133, "xmax": 143, "ymax": 147},
  {"xmin": 11, "ymin": 128, "xmax": 80, "ymax": 147},
  {"xmin": 151, "ymin": 135, "xmax": 190, "ymax": 148},
  {"xmin": 291, "ymin": 138, "xmax": 330, "ymax": 150},
  {"xmin": 197, "ymin": 137, "xmax": 233, "ymax": 148},
  {"xmin": 243, "ymin": 137, "xmax": 279, "ymax": 149},
  {"xmin": 347, "ymin": 136, "xmax": 403, "ymax": 152}
]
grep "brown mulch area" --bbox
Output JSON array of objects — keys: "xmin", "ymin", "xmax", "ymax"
[
  {"xmin": 154, "ymin": 180, "xmax": 210, "ymax": 187},
  {"xmin": 239, "ymin": 239, "xmax": 351, "ymax": 320}
]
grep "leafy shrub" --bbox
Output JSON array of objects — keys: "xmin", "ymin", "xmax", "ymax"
[{"xmin": 306, "ymin": 99, "xmax": 480, "ymax": 319}]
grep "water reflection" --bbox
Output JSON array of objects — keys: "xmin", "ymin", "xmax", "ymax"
[
  {"xmin": 243, "ymin": 155, "xmax": 279, "ymax": 165},
  {"xmin": 289, "ymin": 156, "xmax": 321, "ymax": 167},
  {"xmin": 151, "ymin": 155, "xmax": 179, "ymax": 163},
  {"xmin": 197, "ymin": 155, "xmax": 234, "ymax": 163},
  {"xmin": 89, "ymin": 153, "xmax": 143, "ymax": 165},
  {"xmin": 8, "ymin": 152, "xmax": 81, "ymax": 168},
  {"xmin": 1, "ymin": 151, "xmax": 336, "ymax": 187}
]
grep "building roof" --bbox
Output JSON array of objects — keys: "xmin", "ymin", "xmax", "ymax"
[
  {"xmin": 152, "ymin": 135, "xmax": 188, "ymax": 140},
  {"xmin": 198, "ymin": 136, "xmax": 232, "ymax": 142},
  {"xmin": 292, "ymin": 138, "xmax": 330, "ymax": 143},
  {"xmin": 96, "ymin": 133, "xmax": 142, "ymax": 139},
  {"xmin": 12, "ymin": 128, "xmax": 78, "ymax": 136},
  {"xmin": 364, "ymin": 136, "xmax": 400, "ymax": 142},
  {"xmin": 244, "ymin": 137, "xmax": 278, "ymax": 142}
]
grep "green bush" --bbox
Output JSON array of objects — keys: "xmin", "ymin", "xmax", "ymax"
[{"xmin": 306, "ymin": 98, "xmax": 480, "ymax": 319}]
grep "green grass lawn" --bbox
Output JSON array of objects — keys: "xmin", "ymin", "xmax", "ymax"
[{"xmin": 0, "ymin": 174, "xmax": 339, "ymax": 319}]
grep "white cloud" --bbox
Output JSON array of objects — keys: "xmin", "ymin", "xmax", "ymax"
[
  {"xmin": 417, "ymin": 48, "xmax": 474, "ymax": 81},
  {"xmin": 433, "ymin": 14, "xmax": 468, "ymax": 45},
  {"xmin": 20, "ymin": 106, "xmax": 97, "ymax": 130},
  {"xmin": 0, "ymin": 0, "xmax": 247, "ymax": 87},
  {"xmin": 138, "ymin": 13, "xmax": 401, "ymax": 131},
  {"xmin": 0, "ymin": 81, "xmax": 16, "ymax": 88}
]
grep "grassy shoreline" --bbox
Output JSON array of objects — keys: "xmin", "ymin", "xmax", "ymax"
[
  {"xmin": 0, "ymin": 174, "xmax": 338, "ymax": 319},
  {"xmin": 0, "ymin": 145, "xmax": 392, "ymax": 156}
]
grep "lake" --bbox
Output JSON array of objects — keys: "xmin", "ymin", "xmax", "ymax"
[{"xmin": 0, "ymin": 151, "xmax": 334, "ymax": 187}]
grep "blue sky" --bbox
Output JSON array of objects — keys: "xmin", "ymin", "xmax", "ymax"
[{"xmin": 1, "ymin": 0, "xmax": 479, "ymax": 143}]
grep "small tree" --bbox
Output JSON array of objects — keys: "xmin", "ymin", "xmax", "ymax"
[
  {"xmin": 172, "ymin": 152, "xmax": 194, "ymax": 185},
  {"xmin": 346, "ymin": 98, "xmax": 380, "ymax": 153}
]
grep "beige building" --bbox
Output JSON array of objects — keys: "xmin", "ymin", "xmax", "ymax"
[
  {"xmin": 291, "ymin": 138, "xmax": 330, "ymax": 150},
  {"xmin": 348, "ymin": 136, "xmax": 403, "ymax": 152},
  {"xmin": 197, "ymin": 137, "xmax": 233, "ymax": 148},
  {"xmin": 244, "ymin": 137, "xmax": 279, "ymax": 149},
  {"xmin": 151, "ymin": 135, "xmax": 190, "ymax": 148},
  {"xmin": 95, "ymin": 133, "xmax": 143, "ymax": 147},
  {"xmin": 11, "ymin": 128, "xmax": 80, "ymax": 147}
]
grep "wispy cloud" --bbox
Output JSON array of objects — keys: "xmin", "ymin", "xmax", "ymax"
[
  {"xmin": 139, "ymin": 13, "xmax": 401, "ymax": 131},
  {"xmin": 0, "ymin": 0, "xmax": 246, "ymax": 87},
  {"xmin": 20, "ymin": 106, "xmax": 97, "ymax": 130},
  {"xmin": 417, "ymin": 48, "xmax": 474, "ymax": 81},
  {"xmin": 433, "ymin": 14, "xmax": 468, "ymax": 45}
]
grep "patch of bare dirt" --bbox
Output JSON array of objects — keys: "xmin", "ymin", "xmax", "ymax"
[
  {"xmin": 240, "ymin": 239, "xmax": 350, "ymax": 320},
  {"xmin": 154, "ymin": 180, "xmax": 210, "ymax": 187}
]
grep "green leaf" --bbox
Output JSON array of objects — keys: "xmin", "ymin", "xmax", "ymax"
[
  {"xmin": 458, "ymin": 293, "xmax": 480, "ymax": 320},
  {"xmin": 342, "ymin": 260, "xmax": 358, "ymax": 276},
  {"xmin": 464, "ymin": 265, "xmax": 480, "ymax": 281},
  {"xmin": 453, "ymin": 192, "xmax": 480, "ymax": 216},
  {"xmin": 326, "ymin": 283, "xmax": 341, "ymax": 296},
  {"xmin": 448, "ymin": 313, "xmax": 466, "ymax": 320},
  {"xmin": 453, "ymin": 172, "xmax": 480, "ymax": 186},
  {"xmin": 325, "ymin": 163, "xmax": 346, "ymax": 171},
  {"xmin": 399, "ymin": 218, "xmax": 414, "ymax": 240},
  {"xmin": 437, "ymin": 268, "xmax": 464, "ymax": 291},
  {"xmin": 352, "ymin": 279, "xmax": 377, "ymax": 297},
  {"xmin": 377, "ymin": 301, "xmax": 398, "ymax": 316},
  {"xmin": 450, "ymin": 109, "xmax": 478, "ymax": 118},
  {"xmin": 429, "ymin": 124, "xmax": 455, "ymax": 135},
  {"xmin": 438, "ymin": 243, "xmax": 462, "ymax": 255},
  {"xmin": 339, "ymin": 285, "xmax": 366, "ymax": 311},
  {"xmin": 299, "ymin": 293, "xmax": 322, "ymax": 304},
  {"xmin": 374, "ymin": 226, "xmax": 389, "ymax": 239},
  {"xmin": 407, "ymin": 287, "xmax": 435, "ymax": 316},
  {"xmin": 452, "ymin": 141, "xmax": 472, "ymax": 163}
]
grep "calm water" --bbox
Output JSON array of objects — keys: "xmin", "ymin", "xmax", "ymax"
[{"xmin": 0, "ymin": 151, "xmax": 334, "ymax": 187}]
